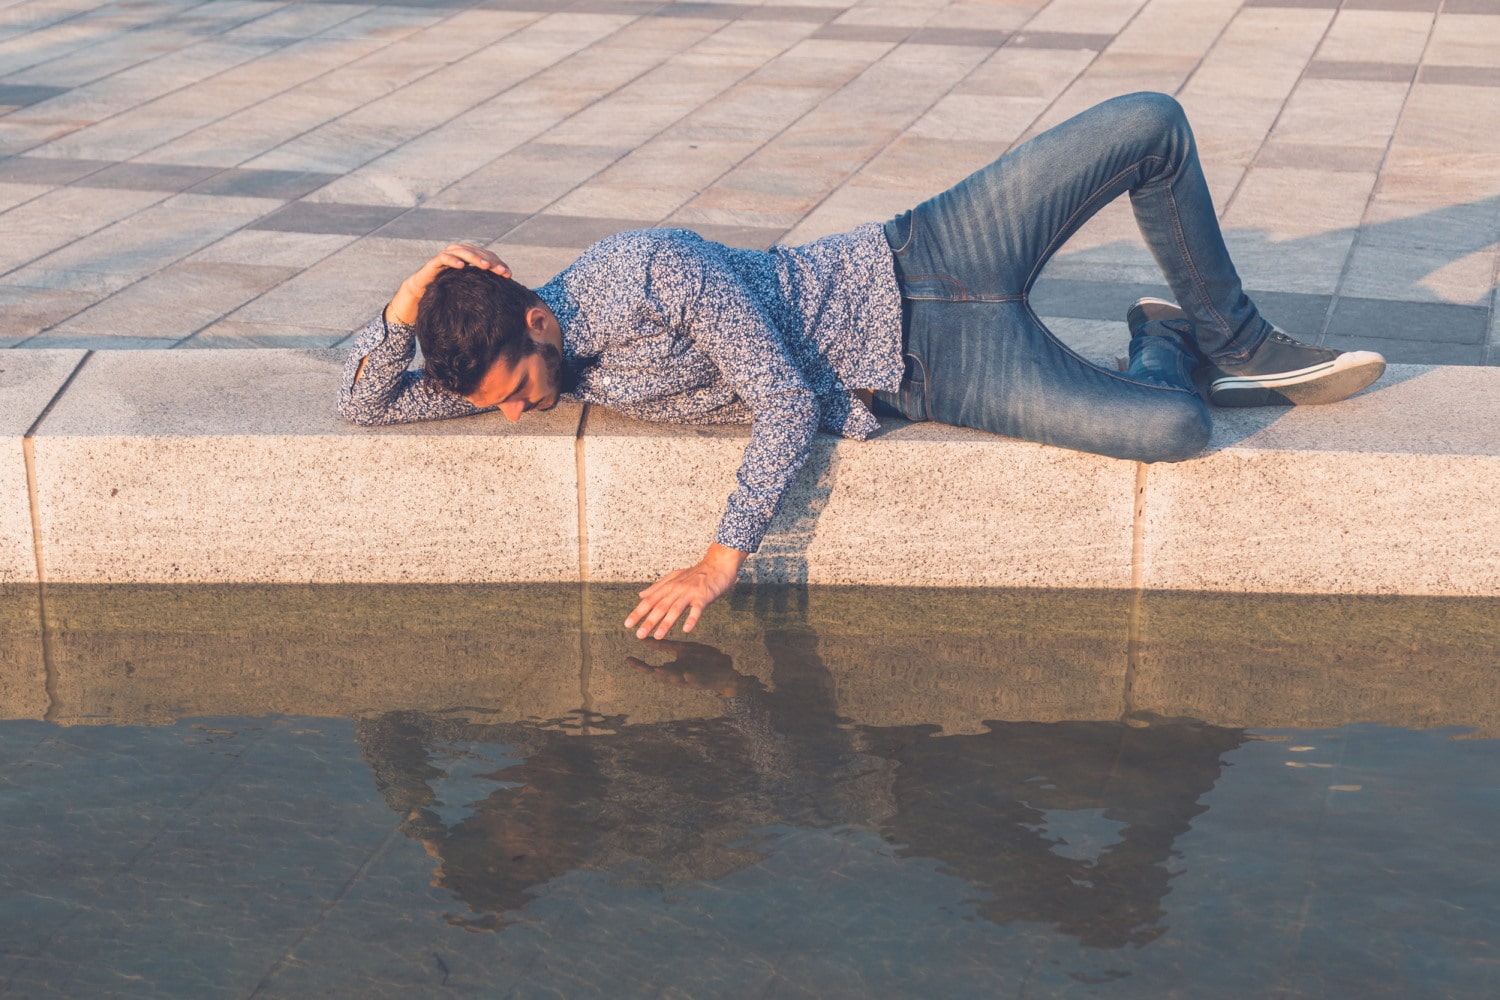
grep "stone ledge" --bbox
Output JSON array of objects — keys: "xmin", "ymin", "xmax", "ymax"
[{"xmin": 5, "ymin": 351, "xmax": 1497, "ymax": 594}]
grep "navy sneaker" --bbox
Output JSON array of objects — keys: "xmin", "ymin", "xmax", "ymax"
[
  {"xmin": 1124, "ymin": 298, "xmax": 1200, "ymax": 391},
  {"xmin": 1128, "ymin": 297, "xmax": 1385, "ymax": 407}
]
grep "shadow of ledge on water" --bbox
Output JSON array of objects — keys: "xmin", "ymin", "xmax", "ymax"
[{"xmin": 0, "ymin": 583, "xmax": 1494, "ymax": 736}]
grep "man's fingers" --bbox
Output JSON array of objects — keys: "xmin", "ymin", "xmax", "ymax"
[
  {"xmin": 651, "ymin": 597, "xmax": 691, "ymax": 640},
  {"xmin": 440, "ymin": 243, "xmax": 512, "ymax": 277},
  {"xmin": 681, "ymin": 603, "xmax": 702, "ymax": 634},
  {"xmin": 633, "ymin": 594, "xmax": 674, "ymax": 638}
]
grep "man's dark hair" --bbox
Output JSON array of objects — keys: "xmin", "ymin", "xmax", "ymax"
[{"xmin": 415, "ymin": 267, "xmax": 545, "ymax": 396}]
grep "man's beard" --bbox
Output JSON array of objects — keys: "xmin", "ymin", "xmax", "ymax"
[{"xmin": 547, "ymin": 343, "xmax": 597, "ymax": 395}]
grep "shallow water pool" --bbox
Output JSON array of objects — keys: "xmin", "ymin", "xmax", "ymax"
[{"xmin": 0, "ymin": 585, "xmax": 1496, "ymax": 998}]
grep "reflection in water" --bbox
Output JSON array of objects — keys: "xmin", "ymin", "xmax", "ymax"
[{"xmin": 356, "ymin": 636, "xmax": 1246, "ymax": 945}]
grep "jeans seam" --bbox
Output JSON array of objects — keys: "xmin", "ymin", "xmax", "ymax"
[
  {"xmin": 893, "ymin": 206, "xmax": 917, "ymax": 253},
  {"xmin": 1162, "ymin": 180, "xmax": 1240, "ymax": 358}
]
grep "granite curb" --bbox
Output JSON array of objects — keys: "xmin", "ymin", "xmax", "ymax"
[{"xmin": 2, "ymin": 348, "xmax": 1496, "ymax": 594}]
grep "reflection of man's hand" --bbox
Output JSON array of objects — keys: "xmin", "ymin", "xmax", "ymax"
[{"xmin": 625, "ymin": 639, "xmax": 756, "ymax": 699}]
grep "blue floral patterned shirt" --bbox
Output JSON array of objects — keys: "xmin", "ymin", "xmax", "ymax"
[{"xmin": 338, "ymin": 223, "xmax": 903, "ymax": 553}]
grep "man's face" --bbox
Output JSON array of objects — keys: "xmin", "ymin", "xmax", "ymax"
[{"xmin": 464, "ymin": 305, "xmax": 564, "ymax": 422}]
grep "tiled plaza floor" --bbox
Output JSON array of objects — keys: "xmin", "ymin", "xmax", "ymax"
[{"xmin": 0, "ymin": 0, "xmax": 1496, "ymax": 364}]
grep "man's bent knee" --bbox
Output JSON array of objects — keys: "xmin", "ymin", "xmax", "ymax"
[
  {"xmin": 1139, "ymin": 396, "xmax": 1212, "ymax": 463},
  {"xmin": 1105, "ymin": 91, "xmax": 1189, "ymax": 144}
]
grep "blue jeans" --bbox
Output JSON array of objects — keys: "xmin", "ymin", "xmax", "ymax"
[{"xmin": 872, "ymin": 92, "xmax": 1273, "ymax": 463}]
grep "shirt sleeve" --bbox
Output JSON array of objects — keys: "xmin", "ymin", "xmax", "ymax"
[
  {"xmin": 643, "ymin": 236, "xmax": 820, "ymax": 553},
  {"xmin": 336, "ymin": 314, "xmax": 488, "ymax": 426}
]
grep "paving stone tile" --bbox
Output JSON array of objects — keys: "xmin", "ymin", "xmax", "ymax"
[
  {"xmin": 0, "ymin": 186, "xmax": 167, "ymax": 274},
  {"xmin": 666, "ymin": 202, "xmax": 806, "ymax": 230},
  {"xmin": 0, "ymin": 84, "xmax": 69, "ymax": 107},
  {"xmin": 1394, "ymin": 83, "xmax": 1500, "ymax": 153},
  {"xmin": 1255, "ymin": 141, "xmax": 1387, "ymax": 173},
  {"xmin": 686, "ymin": 221, "xmax": 787, "ymax": 249},
  {"xmin": 1378, "ymin": 153, "xmax": 1500, "ymax": 204},
  {"xmin": 1233, "ymin": 233, "xmax": 1359, "ymax": 296},
  {"xmin": 17, "ymin": 334, "xmax": 181, "ymax": 349},
  {"xmin": 1442, "ymin": 0, "xmax": 1500, "ymax": 11},
  {"xmin": 740, "ymin": 4, "xmax": 840, "ymax": 23},
  {"xmin": 1034, "ymin": 316, "xmax": 1127, "ymax": 358},
  {"xmin": 921, "ymin": 1, "xmax": 1040, "ymax": 32},
  {"xmin": 373, "ymin": 208, "xmax": 528, "ymax": 241},
  {"xmin": 1007, "ymin": 30, "xmax": 1115, "ymax": 50},
  {"xmin": 904, "ymin": 26, "xmax": 1009, "ymax": 46},
  {"xmin": 811, "ymin": 24, "xmax": 909, "ymax": 43},
  {"xmin": 1342, "ymin": 0, "xmax": 1439, "ymax": 9},
  {"xmin": 181, "ymin": 320, "xmax": 351, "ymax": 349},
  {"xmin": 70, "ymin": 161, "xmax": 223, "ymax": 192},
  {"xmin": 780, "ymin": 183, "xmax": 927, "ymax": 245},
  {"xmin": 1320, "ymin": 334, "xmax": 1484, "ymax": 364},
  {"xmin": 907, "ymin": 93, "xmax": 1049, "ymax": 143},
  {"xmin": 1224, "ymin": 166, "xmax": 1377, "ymax": 238},
  {"xmin": 1272, "ymin": 78, "xmax": 1410, "ymax": 150},
  {"xmin": 481, "ymin": 242, "xmax": 591, "ymax": 286},
  {"xmin": 1327, "ymin": 296, "xmax": 1489, "ymax": 344},
  {"xmin": 1240, "ymin": 289, "xmax": 1336, "ymax": 336},
  {"xmin": 158, "ymin": 192, "xmax": 285, "ymax": 218},
  {"xmin": 1110, "ymin": 0, "xmax": 1242, "ymax": 57},
  {"xmin": 651, "ymin": 1, "xmax": 838, "ymax": 23},
  {"xmin": 1339, "ymin": 242, "xmax": 1496, "ymax": 305},
  {"xmin": 502, "ymin": 212, "xmax": 654, "ymax": 248},
  {"xmin": 1183, "ymin": 7, "xmax": 1333, "ymax": 101},
  {"xmin": 0, "ymin": 155, "xmax": 111, "ymax": 185},
  {"xmin": 1245, "ymin": 0, "xmax": 1338, "ymax": 7},
  {"xmin": 0, "ymin": 286, "xmax": 91, "ymax": 338},
  {"xmin": 53, "ymin": 261, "xmax": 300, "ymax": 339},
  {"xmin": 1028, "ymin": 277, "xmax": 1174, "ymax": 322},
  {"xmin": 856, "ymin": 135, "xmax": 999, "ymax": 193},
  {"xmin": 225, "ymin": 282, "xmax": 391, "ymax": 332},
  {"xmin": 1023, "ymin": 0, "xmax": 1143, "ymax": 34},
  {"xmin": 1426, "ymin": 12, "xmax": 1500, "ymax": 68},
  {"xmin": 1315, "ymin": 9, "xmax": 1434, "ymax": 63},
  {"xmin": 0, "ymin": 267, "xmax": 141, "ymax": 296},
  {"xmin": 1303, "ymin": 59, "xmax": 1417, "ymax": 82},
  {"xmin": 1361, "ymin": 198, "xmax": 1500, "ymax": 252},
  {"xmin": 16, "ymin": 201, "xmax": 265, "ymax": 288},
  {"xmin": 186, "ymin": 167, "xmax": 341, "ymax": 200},
  {"xmin": 426, "ymin": 141, "xmax": 632, "ymax": 214},
  {"xmin": 248, "ymin": 201, "xmax": 408, "ymax": 237},
  {"xmin": 1419, "ymin": 65, "xmax": 1500, "ymax": 87},
  {"xmin": 826, "ymin": 5, "xmax": 934, "ymax": 30},
  {"xmin": 953, "ymin": 45, "xmax": 1095, "ymax": 99}
]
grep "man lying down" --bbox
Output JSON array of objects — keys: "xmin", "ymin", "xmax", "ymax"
[{"xmin": 338, "ymin": 93, "xmax": 1386, "ymax": 640}]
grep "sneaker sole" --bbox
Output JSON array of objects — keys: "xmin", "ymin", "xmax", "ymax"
[{"xmin": 1209, "ymin": 351, "xmax": 1386, "ymax": 407}]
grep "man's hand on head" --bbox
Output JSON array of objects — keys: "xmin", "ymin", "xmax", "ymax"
[
  {"xmin": 384, "ymin": 242, "xmax": 513, "ymax": 327},
  {"xmin": 625, "ymin": 543, "xmax": 747, "ymax": 639}
]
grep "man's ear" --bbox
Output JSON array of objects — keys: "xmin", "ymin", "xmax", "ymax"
[{"xmin": 525, "ymin": 306, "xmax": 549, "ymax": 336}]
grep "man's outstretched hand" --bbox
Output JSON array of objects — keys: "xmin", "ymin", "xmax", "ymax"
[
  {"xmin": 384, "ymin": 242, "xmax": 512, "ymax": 326},
  {"xmin": 625, "ymin": 543, "xmax": 747, "ymax": 639}
]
